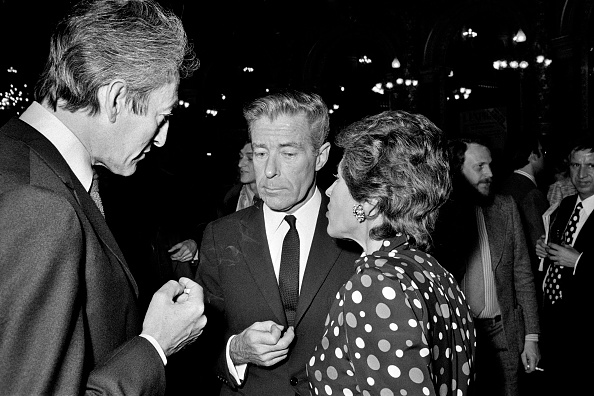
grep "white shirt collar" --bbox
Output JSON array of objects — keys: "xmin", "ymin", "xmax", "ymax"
[
  {"xmin": 19, "ymin": 102, "xmax": 94, "ymax": 191},
  {"xmin": 262, "ymin": 187, "xmax": 322, "ymax": 289},
  {"xmin": 263, "ymin": 187, "xmax": 321, "ymax": 232},
  {"xmin": 577, "ymin": 194, "xmax": 594, "ymax": 217},
  {"xmin": 513, "ymin": 169, "xmax": 537, "ymax": 187}
]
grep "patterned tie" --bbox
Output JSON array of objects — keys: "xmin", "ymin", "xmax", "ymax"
[
  {"xmin": 89, "ymin": 169, "xmax": 105, "ymax": 217},
  {"xmin": 544, "ymin": 202, "xmax": 582, "ymax": 303},
  {"xmin": 279, "ymin": 215, "xmax": 299, "ymax": 326}
]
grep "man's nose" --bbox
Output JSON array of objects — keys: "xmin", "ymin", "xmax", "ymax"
[
  {"xmin": 325, "ymin": 180, "xmax": 336, "ymax": 197},
  {"xmin": 154, "ymin": 123, "xmax": 169, "ymax": 147},
  {"xmin": 483, "ymin": 165, "xmax": 493, "ymax": 179},
  {"xmin": 579, "ymin": 165, "xmax": 589, "ymax": 178},
  {"xmin": 265, "ymin": 155, "xmax": 279, "ymax": 178}
]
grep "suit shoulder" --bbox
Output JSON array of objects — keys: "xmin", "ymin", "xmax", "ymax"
[
  {"xmin": 559, "ymin": 193, "xmax": 578, "ymax": 208},
  {"xmin": 0, "ymin": 186, "xmax": 82, "ymax": 248},
  {"xmin": 0, "ymin": 133, "xmax": 30, "ymax": 190},
  {"xmin": 207, "ymin": 204, "xmax": 259, "ymax": 230},
  {"xmin": 493, "ymin": 193, "xmax": 515, "ymax": 207},
  {"xmin": 1, "ymin": 185, "xmax": 77, "ymax": 218}
]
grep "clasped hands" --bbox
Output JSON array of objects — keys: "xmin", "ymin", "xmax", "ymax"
[
  {"xmin": 142, "ymin": 277, "xmax": 207, "ymax": 357},
  {"xmin": 535, "ymin": 235, "xmax": 579, "ymax": 268},
  {"xmin": 230, "ymin": 321, "xmax": 295, "ymax": 367}
]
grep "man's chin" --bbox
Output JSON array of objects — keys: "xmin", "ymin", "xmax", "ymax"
[{"xmin": 478, "ymin": 188, "xmax": 491, "ymax": 197}]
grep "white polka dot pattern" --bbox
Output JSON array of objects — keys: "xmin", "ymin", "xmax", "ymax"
[{"xmin": 307, "ymin": 235, "xmax": 476, "ymax": 396}]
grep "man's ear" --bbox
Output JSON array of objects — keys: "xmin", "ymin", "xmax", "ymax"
[
  {"xmin": 315, "ymin": 142, "xmax": 331, "ymax": 171},
  {"xmin": 99, "ymin": 80, "xmax": 127, "ymax": 123}
]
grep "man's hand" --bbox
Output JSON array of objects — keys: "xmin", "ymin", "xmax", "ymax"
[
  {"xmin": 545, "ymin": 242, "xmax": 580, "ymax": 268},
  {"xmin": 230, "ymin": 321, "xmax": 295, "ymax": 367},
  {"xmin": 142, "ymin": 277, "xmax": 207, "ymax": 356},
  {"xmin": 535, "ymin": 235, "xmax": 548, "ymax": 259},
  {"xmin": 522, "ymin": 340, "xmax": 541, "ymax": 373},
  {"xmin": 168, "ymin": 239, "xmax": 197, "ymax": 262}
]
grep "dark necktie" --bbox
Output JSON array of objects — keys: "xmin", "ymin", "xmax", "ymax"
[
  {"xmin": 544, "ymin": 202, "xmax": 582, "ymax": 303},
  {"xmin": 89, "ymin": 169, "xmax": 105, "ymax": 217},
  {"xmin": 279, "ymin": 215, "xmax": 299, "ymax": 326}
]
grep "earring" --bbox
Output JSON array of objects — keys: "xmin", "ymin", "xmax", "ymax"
[{"xmin": 352, "ymin": 204, "xmax": 365, "ymax": 223}]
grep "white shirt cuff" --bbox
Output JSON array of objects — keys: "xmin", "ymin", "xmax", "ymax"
[
  {"xmin": 140, "ymin": 333, "xmax": 167, "ymax": 366},
  {"xmin": 226, "ymin": 335, "xmax": 247, "ymax": 384},
  {"xmin": 573, "ymin": 252, "xmax": 583, "ymax": 274}
]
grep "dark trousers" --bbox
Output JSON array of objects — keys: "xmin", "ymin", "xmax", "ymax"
[
  {"xmin": 472, "ymin": 316, "xmax": 520, "ymax": 396},
  {"xmin": 539, "ymin": 302, "xmax": 586, "ymax": 396}
]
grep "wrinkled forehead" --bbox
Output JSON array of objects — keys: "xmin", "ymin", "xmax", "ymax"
[
  {"xmin": 571, "ymin": 149, "xmax": 594, "ymax": 162},
  {"xmin": 465, "ymin": 143, "xmax": 491, "ymax": 164}
]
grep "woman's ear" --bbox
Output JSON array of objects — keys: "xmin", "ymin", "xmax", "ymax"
[{"xmin": 364, "ymin": 199, "xmax": 379, "ymax": 218}]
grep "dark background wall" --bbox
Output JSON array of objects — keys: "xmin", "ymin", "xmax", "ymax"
[{"xmin": 2, "ymin": 0, "xmax": 593, "ymax": 307}]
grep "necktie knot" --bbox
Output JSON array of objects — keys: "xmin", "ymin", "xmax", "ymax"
[{"xmin": 285, "ymin": 214, "xmax": 296, "ymax": 229}]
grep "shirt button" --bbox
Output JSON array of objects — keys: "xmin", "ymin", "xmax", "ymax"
[{"xmin": 290, "ymin": 376, "xmax": 298, "ymax": 386}]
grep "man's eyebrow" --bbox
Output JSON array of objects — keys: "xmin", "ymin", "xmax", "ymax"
[{"xmin": 279, "ymin": 142, "xmax": 304, "ymax": 149}]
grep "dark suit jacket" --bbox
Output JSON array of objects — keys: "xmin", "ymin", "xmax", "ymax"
[
  {"xmin": 499, "ymin": 172, "xmax": 548, "ymax": 251},
  {"xmin": 196, "ymin": 195, "xmax": 361, "ymax": 395},
  {"xmin": 543, "ymin": 193, "xmax": 594, "ymax": 317},
  {"xmin": 434, "ymin": 194, "xmax": 540, "ymax": 358},
  {"xmin": 541, "ymin": 194, "xmax": 593, "ymax": 391},
  {"xmin": 0, "ymin": 118, "xmax": 165, "ymax": 395},
  {"xmin": 499, "ymin": 172, "xmax": 549, "ymax": 302}
]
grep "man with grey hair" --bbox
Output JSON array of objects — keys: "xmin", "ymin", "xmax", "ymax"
[
  {"xmin": 0, "ymin": 1, "xmax": 205, "ymax": 394},
  {"xmin": 197, "ymin": 90, "xmax": 360, "ymax": 395}
]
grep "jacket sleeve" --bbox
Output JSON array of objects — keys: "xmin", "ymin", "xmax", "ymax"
[
  {"xmin": 0, "ymin": 186, "xmax": 165, "ymax": 396},
  {"xmin": 87, "ymin": 336, "xmax": 165, "ymax": 396},
  {"xmin": 509, "ymin": 196, "xmax": 541, "ymax": 336}
]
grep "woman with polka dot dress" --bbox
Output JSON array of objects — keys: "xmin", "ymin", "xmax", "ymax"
[{"xmin": 306, "ymin": 110, "xmax": 476, "ymax": 396}]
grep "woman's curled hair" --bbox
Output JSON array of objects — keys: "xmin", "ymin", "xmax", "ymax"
[{"xmin": 337, "ymin": 110, "xmax": 451, "ymax": 250}]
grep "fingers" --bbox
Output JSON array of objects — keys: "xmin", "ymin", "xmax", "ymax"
[
  {"xmin": 230, "ymin": 321, "xmax": 293, "ymax": 366},
  {"xmin": 168, "ymin": 242, "xmax": 182, "ymax": 253},
  {"xmin": 277, "ymin": 326, "xmax": 295, "ymax": 348},
  {"xmin": 155, "ymin": 279, "xmax": 185, "ymax": 301}
]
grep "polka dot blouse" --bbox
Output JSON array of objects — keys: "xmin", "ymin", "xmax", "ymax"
[{"xmin": 307, "ymin": 235, "xmax": 476, "ymax": 396}]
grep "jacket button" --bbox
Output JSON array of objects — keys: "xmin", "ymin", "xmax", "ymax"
[{"xmin": 290, "ymin": 376, "xmax": 298, "ymax": 386}]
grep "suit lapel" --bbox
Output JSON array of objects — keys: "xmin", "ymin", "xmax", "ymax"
[
  {"xmin": 240, "ymin": 206, "xmax": 286, "ymax": 325},
  {"xmin": 295, "ymin": 196, "xmax": 342, "ymax": 327},
  {"xmin": 483, "ymin": 198, "xmax": 505, "ymax": 271},
  {"xmin": 14, "ymin": 120, "xmax": 138, "ymax": 296}
]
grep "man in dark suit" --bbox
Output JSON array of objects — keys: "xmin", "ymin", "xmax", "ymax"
[
  {"xmin": 0, "ymin": 1, "xmax": 206, "ymax": 394},
  {"xmin": 433, "ymin": 139, "xmax": 541, "ymax": 396},
  {"xmin": 536, "ymin": 136, "xmax": 594, "ymax": 395},
  {"xmin": 499, "ymin": 136, "xmax": 549, "ymax": 301},
  {"xmin": 196, "ymin": 91, "xmax": 361, "ymax": 395}
]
